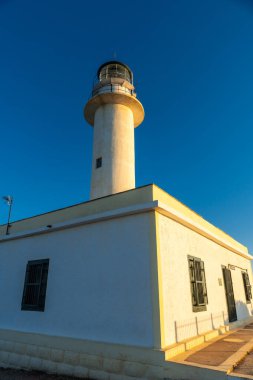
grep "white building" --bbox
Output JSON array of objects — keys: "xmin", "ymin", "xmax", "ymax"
[{"xmin": 0, "ymin": 61, "xmax": 252, "ymax": 380}]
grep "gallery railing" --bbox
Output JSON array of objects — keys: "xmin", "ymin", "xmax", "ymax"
[{"xmin": 92, "ymin": 83, "xmax": 134, "ymax": 97}]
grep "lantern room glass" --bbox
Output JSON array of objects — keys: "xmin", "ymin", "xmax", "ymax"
[{"xmin": 99, "ymin": 63, "xmax": 132, "ymax": 83}]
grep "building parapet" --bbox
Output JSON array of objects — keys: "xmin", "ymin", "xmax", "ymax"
[{"xmin": 0, "ymin": 184, "xmax": 251, "ymax": 260}]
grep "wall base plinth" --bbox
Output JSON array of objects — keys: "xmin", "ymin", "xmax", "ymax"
[
  {"xmin": 1, "ymin": 327, "xmax": 249, "ymax": 380},
  {"xmin": 0, "ymin": 329, "xmax": 168, "ymax": 380}
]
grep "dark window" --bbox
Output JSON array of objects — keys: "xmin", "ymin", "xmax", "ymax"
[
  {"xmin": 188, "ymin": 256, "xmax": 208, "ymax": 312},
  {"xmin": 96, "ymin": 157, "xmax": 102, "ymax": 168},
  {"xmin": 242, "ymin": 271, "xmax": 252, "ymax": 303},
  {"xmin": 21, "ymin": 259, "xmax": 49, "ymax": 312}
]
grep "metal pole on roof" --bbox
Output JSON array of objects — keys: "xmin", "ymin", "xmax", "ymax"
[{"xmin": 2, "ymin": 195, "xmax": 13, "ymax": 235}]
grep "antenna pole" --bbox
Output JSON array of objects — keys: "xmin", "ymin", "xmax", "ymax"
[{"xmin": 6, "ymin": 198, "xmax": 13, "ymax": 235}]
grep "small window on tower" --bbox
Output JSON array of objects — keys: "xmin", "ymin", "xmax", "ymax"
[{"xmin": 96, "ymin": 157, "xmax": 102, "ymax": 168}]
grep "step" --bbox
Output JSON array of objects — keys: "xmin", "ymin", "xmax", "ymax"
[
  {"xmin": 219, "ymin": 325, "xmax": 230, "ymax": 334},
  {"xmin": 165, "ymin": 327, "xmax": 225, "ymax": 360},
  {"xmin": 205, "ymin": 329, "xmax": 219, "ymax": 341}
]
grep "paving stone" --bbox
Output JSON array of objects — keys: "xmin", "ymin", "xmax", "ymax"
[
  {"xmin": 103, "ymin": 358, "xmax": 124, "ymax": 373},
  {"xmin": 0, "ymin": 351, "xmax": 9, "ymax": 364},
  {"xmin": 124, "ymin": 361, "xmax": 147, "ymax": 377},
  {"xmin": 63, "ymin": 351, "xmax": 80, "ymax": 366},
  {"xmin": 26, "ymin": 345, "xmax": 38, "ymax": 357},
  {"xmin": 56, "ymin": 363, "xmax": 75, "ymax": 377},
  {"xmin": 30, "ymin": 357, "xmax": 43, "ymax": 371},
  {"xmin": 41, "ymin": 359, "xmax": 57, "ymax": 374},
  {"xmin": 51, "ymin": 349, "xmax": 64, "ymax": 363},
  {"xmin": 79, "ymin": 353, "xmax": 103, "ymax": 370},
  {"xmin": 37, "ymin": 347, "xmax": 51, "ymax": 360},
  {"xmin": 89, "ymin": 369, "xmax": 109, "ymax": 380},
  {"xmin": 14, "ymin": 343, "xmax": 28, "ymax": 355},
  {"xmin": 73, "ymin": 365, "xmax": 89, "ymax": 378}
]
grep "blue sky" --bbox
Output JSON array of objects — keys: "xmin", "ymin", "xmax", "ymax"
[{"xmin": 0, "ymin": 0, "xmax": 253, "ymax": 252}]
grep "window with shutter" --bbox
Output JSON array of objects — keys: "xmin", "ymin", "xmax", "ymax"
[
  {"xmin": 242, "ymin": 271, "xmax": 252, "ymax": 303},
  {"xmin": 21, "ymin": 259, "xmax": 49, "ymax": 312},
  {"xmin": 188, "ymin": 256, "xmax": 208, "ymax": 312}
]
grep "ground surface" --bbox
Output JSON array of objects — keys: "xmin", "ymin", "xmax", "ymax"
[
  {"xmin": 185, "ymin": 325, "xmax": 253, "ymax": 366},
  {"xmin": 234, "ymin": 350, "xmax": 253, "ymax": 376},
  {"xmin": 172, "ymin": 322, "xmax": 253, "ymax": 378},
  {"xmin": 0, "ymin": 368, "xmax": 88, "ymax": 380}
]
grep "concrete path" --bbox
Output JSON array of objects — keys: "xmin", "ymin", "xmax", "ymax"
[
  {"xmin": 171, "ymin": 323, "xmax": 253, "ymax": 379},
  {"xmin": 233, "ymin": 350, "xmax": 253, "ymax": 377}
]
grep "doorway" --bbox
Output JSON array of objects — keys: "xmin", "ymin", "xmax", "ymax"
[{"xmin": 222, "ymin": 267, "xmax": 237, "ymax": 322}]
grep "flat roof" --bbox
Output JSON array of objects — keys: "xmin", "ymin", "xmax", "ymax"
[{"xmin": 0, "ymin": 184, "xmax": 249, "ymax": 258}]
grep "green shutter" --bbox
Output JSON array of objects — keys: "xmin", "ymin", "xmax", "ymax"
[
  {"xmin": 200, "ymin": 260, "xmax": 208, "ymax": 305},
  {"xmin": 188, "ymin": 256, "xmax": 208, "ymax": 311},
  {"xmin": 242, "ymin": 272, "xmax": 252, "ymax": 302}
]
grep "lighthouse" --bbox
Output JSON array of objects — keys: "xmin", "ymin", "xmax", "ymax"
[{"xmin": 84, "ymin": 61, "xmax": 145, "ymax": 199}]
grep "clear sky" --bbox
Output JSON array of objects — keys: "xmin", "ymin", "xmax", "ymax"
[{"xmin": 0, "ymin": 0, "xmax": 253, "ymax": 252}]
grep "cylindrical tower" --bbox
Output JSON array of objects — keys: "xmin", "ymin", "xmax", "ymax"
[{"xmin": 84, "ymin": 61, "xmax": 144, "ymax": 200}]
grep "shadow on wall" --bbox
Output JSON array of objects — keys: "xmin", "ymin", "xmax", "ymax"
[
  {"xmin": 174, "ymin": 302, "xmax": 253, "ymax": 343},
  {"xmin": 235, "ymin": 300, "xmax": 252, "ymax": 320},
  {"xmin": 174, "ymin": 312, "xmax": 226, "ymax": 343}
]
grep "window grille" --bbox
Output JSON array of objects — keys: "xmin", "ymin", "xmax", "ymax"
[
  {"xmin": 188, "ymin": 256, "xmax": 208, "ymax": 312},
  {"xmin": 21, "ymin": 259, "xmax": 49, "ymax": 312},
  {"xmin": 242, "ymin": 271, "xmax": 252, "ymax": 303}
]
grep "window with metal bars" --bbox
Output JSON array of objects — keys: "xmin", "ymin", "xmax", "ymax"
[
  {"xmin": 242, "ymin": 271, "xmax": 252, "ymax": 303},
  {"xmin": 21, "ymin": 259, "xmax": 49, "ymax": 311},
  {"xmin": 188, "ymin": 256, "xmax": 208, "ymax": 312}
]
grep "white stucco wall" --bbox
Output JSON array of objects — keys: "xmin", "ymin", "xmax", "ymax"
[
  {"xmin": 0, "ymin": 213, "xmax": 154, "ymax": 348},
  {"xmin": 158, "ymin": 213, "xmax": 253, "ymax": 346},
  {"xmin": 90, "ymin": 103, "xmax": 135, "ymax": 199}
]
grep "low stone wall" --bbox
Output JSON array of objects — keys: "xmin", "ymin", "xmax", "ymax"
[{"xmin": 0, "ymin": 329, "xmax": 172, "ymax": 380}]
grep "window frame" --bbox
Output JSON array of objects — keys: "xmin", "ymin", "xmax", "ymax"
[
  {"xmin": 21, "ymin": 259, "xmax": 49, "ymax": 312},
  {"xmin": 188, "ymin": 255, "xmax": 208, "ymax": 312},
  {"xmin": 242, "ymin": 271, "xmax": 252, "ymax": 304}
]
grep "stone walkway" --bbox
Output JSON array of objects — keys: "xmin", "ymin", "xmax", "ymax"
[
  {"xmin": 172, "ymin": 323, "xmax": 253, "ymax": 378},
  {"xmin": 233, "ymin": 350, "xmax": 253, "ymax": 376},
  {"xmin": 185, "ymin": 324, "xmax": 253, "ymax": 366}
]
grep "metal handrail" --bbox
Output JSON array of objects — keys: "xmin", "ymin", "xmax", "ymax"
[{"xmin": 92, "ymin": 84, "xmax": 134, "ymax": 97}]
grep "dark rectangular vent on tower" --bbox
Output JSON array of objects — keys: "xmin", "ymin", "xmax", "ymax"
[{"xmin": 96, "ymin": 157, "xmax": 102, "ymax": 168}]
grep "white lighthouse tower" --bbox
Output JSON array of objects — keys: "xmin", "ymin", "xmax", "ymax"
[{"xmin": 84, "ymin": 61, "xmax": 144, "ymax": 199}]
